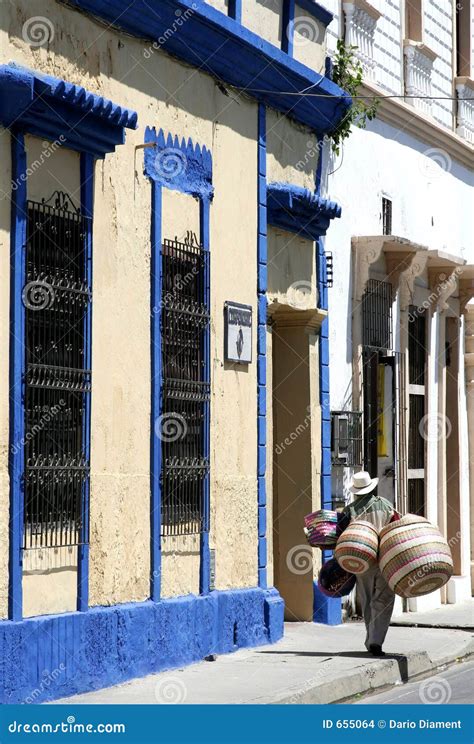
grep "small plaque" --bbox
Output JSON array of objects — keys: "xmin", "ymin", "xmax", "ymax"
[{"xmin": 224, "ymin": 302, "xmax": 252, "ymax": 364}]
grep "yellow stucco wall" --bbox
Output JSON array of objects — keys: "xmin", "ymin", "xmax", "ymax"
[
  {"xmin": 266, "ymin": 110, "xmax": 319, "ymax": 189},
  {"xmin": 293, "ymin": 4, "xmax": 326, "ymax": 73},
  {"xmin": 206, "ymin": 0, "xmax": 229, "ymax": 13},
  {"xmin": 0, "ymin": 0, "xmax": 325, "ymax": 614},
  {"xmin": 242, "ymin": 0, "xmax": 284, "ymax": 48},
  {"xmin": 267, "ymin": 228, "xmax": 317, "ymax": 311}
]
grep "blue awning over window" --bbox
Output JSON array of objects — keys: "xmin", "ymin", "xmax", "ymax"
[{"xmin": 0, "ymin": 63, "xmax": 137, "ymax": 157}]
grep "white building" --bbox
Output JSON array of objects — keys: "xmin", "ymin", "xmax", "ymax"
[{"xmin": 323, "ymin": 0, "xmax": 474, "ymax": 612}]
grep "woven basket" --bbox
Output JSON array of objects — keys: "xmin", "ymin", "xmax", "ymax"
[
  {"xmin": 304, "ymin": 509, "xmax": 348, "ymax": 548},
  {"xmin": 317, "ymin": 558, "xmax": 356, "ymax": 598},
  {"xmin": 379, "ymin": 514, "xmax": 453, "ymax": 598},
  {"xmin": 334, "ymin": 519, "xmax": 379, "ymax": 575}
]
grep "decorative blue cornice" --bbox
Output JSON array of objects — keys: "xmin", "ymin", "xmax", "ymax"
[
  {"xmin": 0, "ymin": 63, "xmax": 137, "ymax": 157},
  {"xmin": 296, "ymin": 0, "xmax": 334, "ymax": 26},
  {"xmin": 144, "ymin": 127, "xmax": 213, "ymax": 199},
  {"xmin": 267, "ymin": 183, "xmax": 341, "ymax": 239},
  {"xmin": 59, "ymin": 0, "xmax": 351, "ymax": 135}
]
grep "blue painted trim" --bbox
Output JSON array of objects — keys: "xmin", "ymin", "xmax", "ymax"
[
  {"xmin": 228, "ymin": 0, "xmax": 241, "ymax": 22},
  {"xmin": 144, "ymin": 127, "xmax": 213, "ymax": 199},
  {"xmin": 145, "ymin": 129, "xmax": 213, "ymax": 597},
  {"xmin": 150, "ymin": 182, "xmax": 163, "ymax": 602},
  {"xmin": 0, "ymin": 588, "xmax": 284, "ymax": 703},
  {"xmin": 313, "ymin": 235, "xmax": 341, "ymax": 625},
  {"xmin": 282, "ymin": 0, "xmax": 295, "ymax": 56},
  {"xmin": 77, "ymin": 153, "xmax": 94, "ymax": 613},
  {"xmin": 313, "ymin": 582, "xmax": 341, "ymax": 624},
  {"xmin": 0, "ymin": 64, "xmax": 137, "ymax": 158},
  {"xmin": 267, "ymin": 183, "xmax": 341, "ymax": 240},
  {"xmin": 8, "ymin": 130, "xmax": 27, "ymax": 622},
  {"xmin": 296, "ymin": 0, "xmax": 334, "ymax": 26},
  {"xmin": 200, "ymin": 196, "xmax": 211, "ymax": 595},
  {"xmin": 257, "ymin": 104, "xmax": 268, "ymax": 590},
  {"xmin": 60, "ymin": 0, "xmax": 351, "ymax": 135}
]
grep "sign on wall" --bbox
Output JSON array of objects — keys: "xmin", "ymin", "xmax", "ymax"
[{"xmin": 224, "ymin": 302, "xmax": 252, "ymax": 364}]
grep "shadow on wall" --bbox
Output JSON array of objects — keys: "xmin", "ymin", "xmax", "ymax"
[{"xmin": 1, "ymin": 0, "xmax": 314, "ymax": 184}]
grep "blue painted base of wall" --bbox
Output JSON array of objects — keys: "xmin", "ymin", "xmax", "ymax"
[
  {"xmin": 313, "ymin": 582, "xmax": 342, "ymax": 626},
  {"xmin": 0, "ymin": 587, "xmax": 284, "ymax": 703}
]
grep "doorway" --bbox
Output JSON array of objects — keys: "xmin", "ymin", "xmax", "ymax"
[{"xmin": 272, "ymin": 312, "xmax": 317, "ymax": 621}]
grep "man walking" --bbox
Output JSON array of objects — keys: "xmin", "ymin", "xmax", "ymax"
[{"xmin": 343, "ymin": 472, "xmax": 396, "ymax": 656}]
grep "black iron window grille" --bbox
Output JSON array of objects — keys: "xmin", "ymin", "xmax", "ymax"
[
  {"xmin": 331, "ymin": 411, "xmax": 362, "ymax": 467},
  {"xmin": 362, "ymin": 279, "xmax": 393, "ymax": 350},
  {"xmin": 408, "ymin": 305, "xmax": 426, "ymax": 385},
  {"xmin": 382, "ymin": 197, "xmax": 392, "ymax": 236},
  {"xmin": 23, "ymin": 192, "xmax": 91, "ymax": 550},
  {"xmin": 325, "ymin": 251, "xmax": 334, "ymax": 288},
  {"xmin": 160, "ymin": 236, "xmax": 210, "ymax": 536}
]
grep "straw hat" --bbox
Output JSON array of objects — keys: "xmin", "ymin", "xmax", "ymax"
[{"xmin": 349, "ymin": 470, "xmax": 379, "ymax": 495}]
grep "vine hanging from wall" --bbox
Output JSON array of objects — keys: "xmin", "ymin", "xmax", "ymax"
[{"xmin": 330, "ymin": 40, "xmax": 379, "ymax": 156}]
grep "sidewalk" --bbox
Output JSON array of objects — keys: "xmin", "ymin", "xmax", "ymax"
[
  {"xmin": 390, "ymin": 600, "xmax": 474, "ymax": 630},
  {"xmin": 53, "ymin": 616, "xmax": 474, "ymax": 705}
]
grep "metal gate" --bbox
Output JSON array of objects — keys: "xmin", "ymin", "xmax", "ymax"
[{"xmin": 23, "ymin": 192, "xmax": 91, "ymax": 550}]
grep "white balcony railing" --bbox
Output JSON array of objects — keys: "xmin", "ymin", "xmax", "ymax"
[
  {"xmin": 455, "ymin": 77, "xmax": 474, "ymax": 144},
  {"xmin": 343, "ymin": 0, "xmax": 381, "ymax": 82},
  {"xmin": 403, "ymin": 40, "xmax": 437, "ymax": 116}
]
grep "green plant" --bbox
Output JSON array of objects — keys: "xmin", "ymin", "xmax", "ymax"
[{"xmin": 330, "ymin": 39, "xmax": 379, "ymax": 156}]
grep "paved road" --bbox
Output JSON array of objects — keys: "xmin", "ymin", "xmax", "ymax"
[{"xmin": 354, "ymin": 659, "xmax": 474, "ymax": 704}]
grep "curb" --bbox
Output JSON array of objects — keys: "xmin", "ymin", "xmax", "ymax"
[
  {"xmin": 259, "ymin": 636, "xmax": 474, "ymax": 704},
  {"xmin": 390, "ymin": 621, "xmax": 474, "ymax": 632}
]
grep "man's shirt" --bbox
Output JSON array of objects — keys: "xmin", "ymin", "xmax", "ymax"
[{"xmin": 342, "ymin": 492, "xmax": 394, "ymax": 533}]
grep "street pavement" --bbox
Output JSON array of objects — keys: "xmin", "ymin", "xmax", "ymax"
[
  {"xmin": 52, "ymin": 603, "xmax": 474, "ymax": 705},
  {"xmin": 354, "ymin": 659, "xmax": 474, "ymax": 704}
]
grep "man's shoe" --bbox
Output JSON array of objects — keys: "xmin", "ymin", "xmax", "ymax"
[{"xmin": 369, "ymin": 644, "xmax": 385, "ymax": 656}]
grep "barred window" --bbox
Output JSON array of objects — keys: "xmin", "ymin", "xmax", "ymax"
[
  {"xmin": 23, "ymin": 193, "xmax": 91, "ymax": 549},
  {"xmin": 362, "ymin": 279, "xmax": 393, "ymax": 351},
  {"xmin": 160, "ymin": 236, "xmax": 210, "ymax": 536}
]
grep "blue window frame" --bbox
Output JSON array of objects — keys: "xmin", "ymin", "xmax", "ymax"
[{"xmin": 144, "ymin": 128, "xmax": 213, "ymax": 599}]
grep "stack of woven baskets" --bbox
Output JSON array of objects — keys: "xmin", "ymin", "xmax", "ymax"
[{"xmin": 306, "ymin": 509, "xmax": 453, "ymax": 599}]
